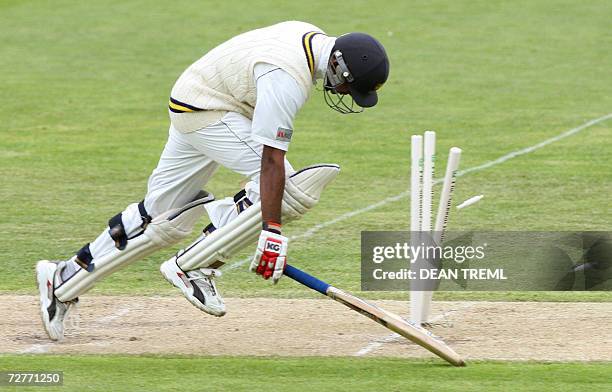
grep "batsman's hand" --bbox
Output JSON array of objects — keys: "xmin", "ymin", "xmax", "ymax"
[{"xmin": 249, "ymin": 229, "xmax": 288, "ymax": 284}]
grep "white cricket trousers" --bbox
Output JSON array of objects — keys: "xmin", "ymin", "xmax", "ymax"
[{"xmin": 82, "ymin": 111, "xmax": 294, "ymax": 265}]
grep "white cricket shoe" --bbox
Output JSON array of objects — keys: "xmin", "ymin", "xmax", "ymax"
[
  {"xmin": 160, "ymin": 259, "xmax": 226, "ymax": 317},
  {"xmin": 36, "ymin": 260, "xmax": 77, "ymax": 341}
]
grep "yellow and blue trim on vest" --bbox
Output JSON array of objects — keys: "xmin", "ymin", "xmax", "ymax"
[
  {"xmin": 170, "ymin": 32, "xmax": 323, "ymax": 111},
  {"xmin": 168, "ymin": 97, "xmax": 205, "ymax": 113},
  {"xmin": 301, "ymin": 31, "xmax": 323, "ymax": 78}
]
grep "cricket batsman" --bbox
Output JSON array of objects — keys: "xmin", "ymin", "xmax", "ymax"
[{"xmin": 36, "ymin": 21, "xmax": 390, "ymax": 340}]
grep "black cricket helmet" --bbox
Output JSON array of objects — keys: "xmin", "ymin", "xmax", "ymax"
[{"xmin": 324, "ymin": 32, "xmax": 389, "ymax": 113}]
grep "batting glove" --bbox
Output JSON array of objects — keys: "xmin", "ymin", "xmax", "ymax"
[{"xmin": 250, "ymin": 223, "xmax": 288, "ymax": 284}]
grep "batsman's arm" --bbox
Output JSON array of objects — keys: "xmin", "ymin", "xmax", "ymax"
[
  {"xmin": 260, "ymin": 145, "xmax": 286, "ymax": 226},
  {"xmin": 250, "ymin": 145, "xmax": 288, "ymax": 282}
]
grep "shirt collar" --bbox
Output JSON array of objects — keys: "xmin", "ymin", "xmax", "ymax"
[{"xmin": 312, "ymin": 35, "xmax": 336, "ymax": 82}]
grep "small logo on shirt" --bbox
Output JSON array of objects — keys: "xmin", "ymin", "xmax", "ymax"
[{"xmin": 276, "ymin": 127, "xmax": 293, "ymax": 142}]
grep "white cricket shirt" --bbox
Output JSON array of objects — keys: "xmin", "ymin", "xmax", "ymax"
[{"xmin": 250, "ymin": 30, "xmax": 335, "ymax": 152}]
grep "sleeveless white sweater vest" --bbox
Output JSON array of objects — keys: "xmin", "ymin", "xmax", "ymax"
[{"xmin": 169, "ymin": 21, "xmax": 325, "ymax": 127}]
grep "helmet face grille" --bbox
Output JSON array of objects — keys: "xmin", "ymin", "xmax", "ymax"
[
  {"xmin": 323, "ymin": 50, "xmax": 363, "ymax": 114},
  {"xmin": 325, "ymin": 50, "xmax": 354, "ymax": 88},
  {"xmin": 323, "ymin": 87, "xmax": 363, "ymax": 114}
]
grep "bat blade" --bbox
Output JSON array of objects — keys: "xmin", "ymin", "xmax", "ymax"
[
  {"xmin": 328, "ymin": 287, "xmax": 465, "ymax": 366},
  {"xmin": 284, "ymin": 264, "xmax": 465, "ymax": 366}
]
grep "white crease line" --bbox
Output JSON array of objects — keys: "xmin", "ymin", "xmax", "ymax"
[
  {"xmin": 226, "ymin": 113, "xmax": 612, "ymax": 271},
  {"xmin": 96, "ymin": 306, "xmax": 131, "ymax": 324},
  {"xmin": 455, "ymin": 113, "xmax": 612, "ymax": 177},
  {"xmin": 20, "ymin": 344, "xmax": 50, "ymax": 354},
  {"xmin": 19, "ymin": 305, "xmax": 132, "ymax": 354},
  {"xmin": 354, "ymin": 302, "xmax": 476, "ymax": 357}
]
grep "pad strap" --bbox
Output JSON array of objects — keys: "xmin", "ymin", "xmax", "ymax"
[
  {"xmin": 233, "ymin": 189, "xmax": 253, "ymax": 214},
  {"xmin": 108, "ymin": 213, "xmax": 127, "ymax": 250},
  {"xmin": 109, "ymin": 200, "xmax": 152, "ymax": 250},
  {"xmin": 203, "ymin": 222, "xmax": 217, "ymax": 235},
  {"xmin": 76, "ymin": 243, "xmax": 95, "ymax": 272},
  {"xmin": 138, "ymin": 200, "xmax": 152, "ymax": 229}
]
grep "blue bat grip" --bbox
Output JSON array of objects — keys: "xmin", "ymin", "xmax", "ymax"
[{"xmin": 284, "ymin": 264, "xmax": 330, "ymax": 295}]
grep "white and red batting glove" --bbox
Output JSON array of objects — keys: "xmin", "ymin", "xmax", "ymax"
[{"xmin": 249, "ymin": 223, "xmax": 288, "ymax": 284}]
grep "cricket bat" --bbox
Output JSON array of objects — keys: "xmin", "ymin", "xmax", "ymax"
[{"xmin": 284, "ymin": 264, "xmax": 466, "ymax": 366}]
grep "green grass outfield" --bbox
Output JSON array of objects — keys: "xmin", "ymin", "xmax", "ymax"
[
  {"xmin": 0, "ymin": 1, "xmax": 611, "ymax": 390},
  {"xmin": 1, "ymin": 355, "xmax": 611, "ymax": 392}
]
